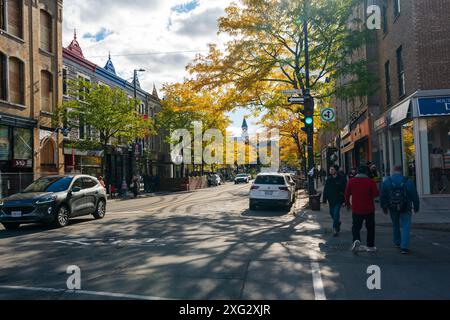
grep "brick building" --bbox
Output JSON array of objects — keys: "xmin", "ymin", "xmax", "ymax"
[
  {"xmin": 373, "ymin": 0, "xmax": 450, "ymax": 206},
  {"xmin": 0, "ymin": 0, "xmax": 64, "ymax": 198},
  {"xmin": 62, "ymin": 32, "xmax": 172, "ymax": 190}
]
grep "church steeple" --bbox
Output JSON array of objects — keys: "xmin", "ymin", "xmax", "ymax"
[
  {"xmin": 66, "ymin": 28, "xmax": 85, "ymax": 58},
  {"xmin": 152, "ymin": 84, "xmax": 159, "ymax": 100},
  {"xmin": 242, "ymin": 117, "xmax": 248, "ymax": 130},
  {"xmin": 241, "ymin": 117, "xmax": 249, "ymax": 143},
  {"xmin": 104, "ymin": 52, "xmax": 116, "ymax": 75}
]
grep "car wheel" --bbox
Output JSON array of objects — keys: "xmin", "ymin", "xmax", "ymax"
[
  {"xmin": 2, "ymin": 222, "xmax": 20, "ymax": 230},
  {"xmin": 54, "ymin": 205, "xmax": 70, "ymax": 228},
  {"xmin": 93, "ymin": 199, "xmax": 106, "ymax": 220}
]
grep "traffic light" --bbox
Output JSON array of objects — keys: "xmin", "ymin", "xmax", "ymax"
[{"xmin": 301, "ymin": 96, "xmax": 314, "ymax": 132}]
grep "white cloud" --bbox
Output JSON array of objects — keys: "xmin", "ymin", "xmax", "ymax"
[{"xmin": 63, "ymin": 0, "xmax": 232, "ymax": 94}]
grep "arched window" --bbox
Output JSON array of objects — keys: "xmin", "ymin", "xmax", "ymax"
[
  {"xmin": 9, "ymin": 57, "xmax": 24, "ymax": 105},
  {"xmin": 7, "ymin": 0, "xmax": 23, "ymax": 38},
  {"xmin": 41, "ymin": 138, "xmax": 56, "ymax": 165},
  {"xmin": 41, "ymin": 70, "xmax": 53, "ymax": 112},
  {"xmin": 0, "ymin": 52, "xmax": 6, "ymax": 100},
  {"xmin": 40, "ymin": 10, "xmax": 52, "ymax": 52}
]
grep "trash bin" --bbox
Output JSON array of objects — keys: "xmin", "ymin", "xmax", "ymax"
[{"xmin": 309, "ymin": 192, "xmax": 322, "ymax": 211}]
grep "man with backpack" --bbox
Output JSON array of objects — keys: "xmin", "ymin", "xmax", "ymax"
[{"xmin": 380, "ymin": 166, "xmax": 420, "ymax": 255}]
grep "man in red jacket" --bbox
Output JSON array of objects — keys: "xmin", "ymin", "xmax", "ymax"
[{"xmin": 345, "ymin": 165, "xmax": 380, "ymax": 253}]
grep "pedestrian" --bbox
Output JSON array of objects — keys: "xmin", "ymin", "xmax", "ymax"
[
  {"xmin": 345, "ymin": 165, "xmax": 380, "ymax": 253},
  {"xmin": 98, "ymin": 176, "xmax": 106, "ymax": 189},
  {"xmin": 121, "ymin": 179, "xmax": 128, "ymax": 199},
  {"xmin": 132, "ymin": 175, "xmax": 139, "ymax": 198},
  {"xmin": 320, "ymin": 168, "xmax": 327, "ymax": 186},
  {"xmin": 368, "ymin": 165, "xmax": 381, "ymax": 183},
  {"xmin": 380, "ymin": 166, "xmax": 420, "ymax": 255},
  {"xmin": 323, "ymin": 165, "xmax": 347, "ymax": 237},
  {"xmin": 348, "ymin": 167, "xmax": 357, "ymax": 180},
  {"xmin": 110, "ymin": 184, "xmax": 116, "ymax": 199}
]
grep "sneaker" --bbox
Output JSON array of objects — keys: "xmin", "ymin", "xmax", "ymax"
[
  {"xmin": 401, "ymin": 249, "xmax": 409, "ymax": 255},
  {"xmin": 351, "ymin": 240, "xmax": 361, "ymax": 253},
  {"xmin": 333, "ymin": 230, "xmax": 339, "ymax": 237},
  {"xmin": 366, "ymin": 247, "xmax": 377, "ymax": 252},
  {"xmin": 394, "ymin": 244, "xmax": 401, "ymax": 249}
]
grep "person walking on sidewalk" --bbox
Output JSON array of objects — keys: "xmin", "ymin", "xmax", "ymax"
[
  {"xmin": 323, "ymin": 165, "xmax": 347, "ymax": 237},
  {"xmin": 345, "ymin": 166, "xmax": 380, "ymax": 253},
  {"xmin": 380, "ymin": 166, "xmax": 420, "ymax": 255}
]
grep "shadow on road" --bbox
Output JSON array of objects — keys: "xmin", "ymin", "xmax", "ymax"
[{"xmin": 241, "ymin": 208, "xmax": 290, "ymax": 217}]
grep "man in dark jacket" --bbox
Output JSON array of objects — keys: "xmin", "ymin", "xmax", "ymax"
[
  {"xmin": 323, "ymin": 165, "xmax": 347, "ymax": 237},
  {"xmin": 380, "ymin": 166, "xmax": 420, "ymax": 255},
  {"xmin": 345, "ymin": 166, "xmax": 380, "ymax": 253}
]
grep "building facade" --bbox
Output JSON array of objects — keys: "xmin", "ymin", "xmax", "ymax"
[
  {"xmin": 373, "ymin": 0, "xmax": 450, "ymax": 207},
  {"xmin": 62, "ymin": 32, "xmax": 171, "ymax": 189},
  {"xmin": 0, "ymin": 0, "xmax": 64, "ymax": 198}
]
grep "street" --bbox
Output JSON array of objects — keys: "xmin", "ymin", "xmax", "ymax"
[{"xmin": 0, "ymin": 183, "xmax": 450, "ymax": 300}]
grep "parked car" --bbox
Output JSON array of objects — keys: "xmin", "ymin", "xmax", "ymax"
[
  {"xmin": 249, "ymin": 173, "xmax": 295, "ymax": 211},
  {"xmin": 235, "ymin": 173, "xmax": 250, "ymax": 184},
  {"xmin": 208, "ymin": 174, "xmax": 222, "ymax": 187},
  {"xmin": 283, "ymin": 173, "xmax": 298, "ymax": 195},
  {"xmin": 0, "ymin": 175, "xmax": 107, "ymax": 230}
]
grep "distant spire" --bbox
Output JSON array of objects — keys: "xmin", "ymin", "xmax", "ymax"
[
  {"xmin": 66, "ymin": 28, "xmax": 84, "ymax": 58},
  {"xmin": 74, "ymin": 28, "xmax": 77, "ymax": 40},
  {"xmin": 104, "ymin": 53, "xmax": 116, "ymax": 75},
  {"xmin": 242, "ymin": 117, "xmax": 248, "ymax": 129},
  {"xmin": 152, "ymin": 84, "xmax": 159, "ymax": 99}
]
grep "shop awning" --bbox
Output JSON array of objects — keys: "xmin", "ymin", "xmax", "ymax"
[
  {"xmin": 390, "ymin": 99, "xmax": 411, "ymax": 126},
  {"xmin": 341, "ymin": 142, "xmax": 355, "ymax": 154}
]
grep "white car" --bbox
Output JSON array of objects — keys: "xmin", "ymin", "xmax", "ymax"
[
  {"xmin": 234, "ymin": 173, "xmax": 250, "ymax": 184},
  {"xmin": 249, "ymin": 173, "xmax": 296, "ymax": 211}
]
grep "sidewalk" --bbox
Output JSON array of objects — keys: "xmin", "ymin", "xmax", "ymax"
[{"xmin": 294, "ymin": 188, "xmax": 450, "ymax": 232}]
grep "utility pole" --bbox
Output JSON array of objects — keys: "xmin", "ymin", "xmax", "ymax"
[{"xmin": 303, "ymin": 0, "xmax": 316, "ymax": 196}]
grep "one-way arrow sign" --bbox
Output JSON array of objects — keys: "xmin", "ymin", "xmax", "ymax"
[{"xmin": 287, "ymin": 96, "xmax": 305, "ymax": 104}]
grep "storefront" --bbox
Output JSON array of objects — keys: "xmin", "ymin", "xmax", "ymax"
[
  {"xmin": 0, "ymin": 115, "xmax": 35, "ymax": 197},
  {"xmin": 64, "ymin": 147, "xmax": 103, "ymax": 177},
  {"xmin": 375, "ymin": 90, "xmax": 450, "ymax": 205}
]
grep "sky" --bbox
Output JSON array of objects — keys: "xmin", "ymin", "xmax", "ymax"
[{"xmin": 62, "ymin": 0, "xmax": 261, "ymax": 136}]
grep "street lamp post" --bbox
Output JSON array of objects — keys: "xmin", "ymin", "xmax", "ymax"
[{"xmin": 131, "ymin": 69, "xmax": 145, "ymax": 179}]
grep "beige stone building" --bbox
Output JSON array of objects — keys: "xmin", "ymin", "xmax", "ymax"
[{"xmin": 0, "ymin": 0, "xmax": 63, "ymax": 197}]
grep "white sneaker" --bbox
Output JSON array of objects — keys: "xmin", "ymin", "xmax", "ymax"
[
  {"xmin": 366, "ymin": 246, "xmax": 377, "ymax": 252},
  {"xmin": 351, "ymin": 240, "xmax": 361, "ymax": 253}
]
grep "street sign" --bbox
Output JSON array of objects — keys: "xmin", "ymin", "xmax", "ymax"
[
  {"xmin": 320, "ymin": 108, "xmax": 336, "ymax": 122},
  {"xmin": 282, "ymin": 89, "xmax": 303, "ymax": 95},
  {"xmin": 287, "ymin": 96, "xmax": 305, "ymax": 104}
]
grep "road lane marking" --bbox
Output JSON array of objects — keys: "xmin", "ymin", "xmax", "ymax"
[
  {"xmin": 310, "ymin": 262, "xmax": 327, "ymax": 300},
  {"xmin": 0, "ymin": 285, "xmax": 173, "ymax": 300}
]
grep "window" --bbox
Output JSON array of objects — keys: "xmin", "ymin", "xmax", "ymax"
[
  {"xmin": 13, "ymin": 127, "xmax": 32, "ymax": 160},
  {"xmin": 0, "ymin": 52, "xmax": 6, "ymax": 100},
  {"xmin": 41, "ymin": 70, "xmax": 53, "ymax": 112},
  {"xmin": 40, "ymin": 10, "xmax": 52, "ymax": 52},
  {"xmin": 41, "ymin": 139, "xmax": 55, "ymax": 165},
  {"xmin": 394, "ymin": 0, "xmax": 401, "ymax": 18},
  {"xmin": 0, "ymin": 0, "xmax": 5, "ymax": 30},
  {"xmin": 396, "ymin": 46, "xmax": 405, "ymax": 97},
  {"xmin": 9, "ymin": 57, "xmax": 24, "ymax": 105},
  {"xmin": 78, "ymin": 75, "xmax": 90, "ymax": 101},
  {"xmin": 7, "ymin": 0, "xmax": 23, "ymax": 38},
  {"xmin": 0, "ymin": 125, "xmax": 10, "ymax": 160},
  {"xmin": 82, "ymin": 177, "xmax": 97, "ymax": 189},
  {"xmin": 62, "ymin": 68, "xmax": 68, "ymax": 95},
  {"xmin": 384, "ymin": 61, "xmax": 391, "ymax": 106},
  {"xmin": 428, "ymin": 118, "xmax": 450, "ymax": 195},
  {"xmin": 382, "ymin": 5, "xmax": 388, "ymax": 34}
]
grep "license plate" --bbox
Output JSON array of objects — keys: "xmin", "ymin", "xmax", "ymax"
[
  {"xmin": 265, "ymin": 191, "xmax": 273, "ymax": 196},
  {"xmin": 11, "ymin": 211, "xmax": 22, "ymax": 218}
]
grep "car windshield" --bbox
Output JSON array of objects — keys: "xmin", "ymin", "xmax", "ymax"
[
  {"xmin": 23, "ymin": 177, "xmax": 73, "ymax": 193},
  {"xmin": 254, "ymin": 175, "xmax": 286, "ymax": 185},
  {"xmin": 237, "ymin": 174, "xmax": 247, "ymax": 177}
]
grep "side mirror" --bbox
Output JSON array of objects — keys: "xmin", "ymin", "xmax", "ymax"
[{"xmin": 72, "ymin": 186, "xmax": 82, "ymax": 193}]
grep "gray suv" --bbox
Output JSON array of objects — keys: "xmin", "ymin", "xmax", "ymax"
[{"xmin": 0, "ymin": 175, "xmax": 107, "ymax": 230}]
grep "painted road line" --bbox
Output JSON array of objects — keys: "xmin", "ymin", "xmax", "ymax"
[
  {"xmin": 310, "ymin": 262, "xmax": 327, "ymax": 300},
  {"xmin": 0, "ymin": 285, "xmax": 173, "ymax": 300}
]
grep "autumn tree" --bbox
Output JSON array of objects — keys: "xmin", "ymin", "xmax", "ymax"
[{"xmin": 55, "ymin": 79, "xmax": 154, "ymax": 179}]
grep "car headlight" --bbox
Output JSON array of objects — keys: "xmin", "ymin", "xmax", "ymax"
[{"xmin": 36, "ymin": 195, "xmax": 57, "ymax": 204}]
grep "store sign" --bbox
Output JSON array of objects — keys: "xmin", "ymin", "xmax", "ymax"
[
  {"xmin": 340, "ymin": 125, "xmax": 350, "ymax": 138},
  {"xmin": 374, "ymin": 116, "xmax": 388, "ymax": 131},
  {"xmin": 13, "ymin": 159, "xmax": 32, "ymax": 168},
  {"xmin": 418, "ymin": 96, "xmax": 450, "ymax": 116}
]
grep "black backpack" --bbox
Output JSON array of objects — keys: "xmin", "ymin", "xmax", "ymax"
[{"xmin": 388, "ymin": 177, "xmax": 408, "ymax": 212}]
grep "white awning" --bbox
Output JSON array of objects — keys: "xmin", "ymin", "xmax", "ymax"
[{"xmin": 390, "ymin": 99, "xmax": 411, "ymax": 126}]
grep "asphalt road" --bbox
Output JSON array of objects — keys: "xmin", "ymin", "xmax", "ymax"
[{"xmin": 0, "ymin": 182, "xmax": 449, "ymax": 300}]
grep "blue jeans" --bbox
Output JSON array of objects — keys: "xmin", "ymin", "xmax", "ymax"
[
  {"xmin": 390, "ymin": 212, "xmax": 412, "ymax": 249},
  {"xmin": 329, "ymin": 204, "xmax": 342, "ymax": 231}
]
